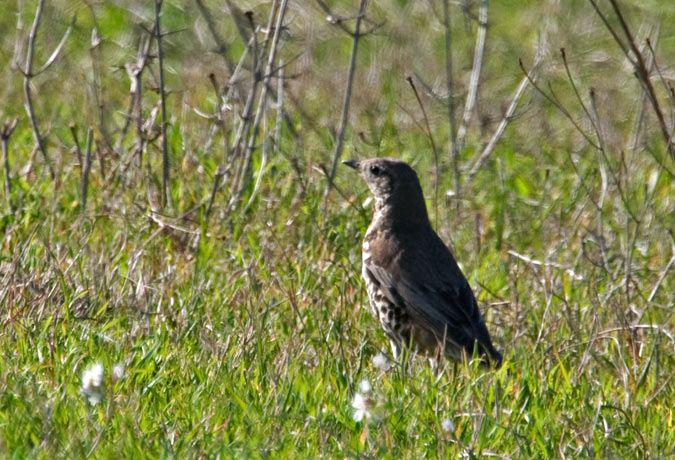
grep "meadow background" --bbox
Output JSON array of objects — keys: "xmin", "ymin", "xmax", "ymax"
[{"xmin": 1, "ymin": 0, "xmax": 674, "ymax": 458}]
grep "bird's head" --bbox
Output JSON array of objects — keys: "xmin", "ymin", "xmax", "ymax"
[
  {"xmin": 342, "ymin": 157, "xmax": 418, "ymax": 198},
  {"xmin": 343, "ymin": 157, "xmax": 429, "ymax": 224}
]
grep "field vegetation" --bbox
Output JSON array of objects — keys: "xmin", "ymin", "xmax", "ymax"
[{"xmin": 0, "ymin": 0, "xmax": 673, "ymax": 457}]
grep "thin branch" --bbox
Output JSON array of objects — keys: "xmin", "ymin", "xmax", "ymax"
[
  {"xmin": 588, "ymin": 88, "xmax": 639, "ymax": 223},
  {"xmin": 154, "ymin": 0, "xmax": 171, "ymax": 208},
  {"xmin": 195, "ymin": 0, "xmax": 235, "ymax": 74},
  {"xmin": 229, "ymin": 12, "xmax": 268, "ymax": 189},
  {"xmin": 203, "ymin": 36, "xmax": 255, "ymax": 221},
  {"xmin": 1, "ymin": 117, "xmax": 19, "ymax": 208},
  {"xmin": 88, "ymin": 26, "xmax": 114, "ymax": 155},
  {"xmin": 69, "ymin": 122, "xmax": 83, "ymax": 172},
  {"xmin": 587, "ymin": 0, "xmax": 631, "ymax": 59},
  {"xmin": 455, "ymin": 0, "xmax": 488, "ymax": 156},
  {"xmin": 443, "ymin": 0, "xmax": 460, "ymax": 206},
  {"xmin": 194, "ymin": 0, "xmax": 250, "ymax": 108},
  {"xmin": 407, "ymin": 76, "xmax": 440, "ymax": 230},
  {"xmin": 589, "ymin": 0, "xmax": 674, "ymax": 158},
  {"xmin": 607, "ymin": 0, "xmax": 669, "ymax": 138},
  {"xmin": 647, "ymin": 233, "xmax": 675, "ymax": 304},
  {"xmin": 628, "ymin": 29, "xmax": 657, "ymax": 152},
  {"xmin": 205, "ymin": 168, "xmax": 225, "ymax": 223},
  {"xmin": 33, "ymin": 16, "xmax": 74, "ymax": 77},
  {"xmin": 244, "ymin": 58, "xmax": 285, "ymax": 213},
  {"xmin": 125, "ymin": 32, "xmax": 153, "ymax": 172},
  {"xmin": 463, "ymin": 62, "xmax": 535, "ymax": 190},
  {"xmin": 520, "ymin": 59, "xmax": 601, "ymax": 150},
  {"xmin": 560, "ymin": 48, "xmax": 602, "ymax": 142},
  {"xmin": 23, "ymin": 0, "xmax": 54, "ymax": 179},
  {"xmin": 324, "ymin": 0, "xmax": 369, "ymax": 200},
  {"xmin": 11, "ymin": 0, "xmax": 25, "ymax": 72},
  {"xmin": 81, "ymin": 127, "xmax": 93, "ymax": 212},
  {"xmin": 225, "ymin": 0, "xmax": 251, "ymax": 45},
  {"xmin": 236, "ymin": 0, "xmax": 289, "ymax": 200},
  {"xmin": 645, "ymin": 34, "xmax": 675, "ymax": 110},
  {"xmin": 314, "ymin": 0, "xmax": 358, "ymax": 36},
  {"xmin": 274, "ymin": 58, "xmax": 284, "ymax": 154}
]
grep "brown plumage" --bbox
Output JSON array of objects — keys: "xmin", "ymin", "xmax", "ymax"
[{"xmin": 344, "ymin": 157, "xmax": 502, "ymax": 367}]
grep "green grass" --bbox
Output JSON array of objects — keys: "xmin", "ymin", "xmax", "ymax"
[{"xmin": 1, "ymin": 0, "xmax": 674, "ymax": 458}]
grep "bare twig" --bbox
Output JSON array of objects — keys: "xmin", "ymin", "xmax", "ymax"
[
  {"xmin": 507, "ymin": 249, "xmax": 583, "ymax": 281},
  {"xmin": 274, "ymin": 58, "xmax": 285, "ymax": 154},
  {"xmin": 645, "ymin": 36, "xmax": 675, "ymax": 110},
  {"xmin": 588, "ymin": 88, "xmax": 639, "ymax": 223},
  {"xmin": 519, "ymin": 58, "xmax": 601, "ymax": 150},
  {"xmin": 646, "ymin": 233, "xmax": 675, "ymax": 304},
  {"xmin": 22, "ymin": 0, "xmax": 55, "ymax": 179},
  {"xmin": 244, "ymin": 58, "xmax": 285, "ymax": 212},
  {"xmin": 1, "ymin": 117, "xmax": 19, "ymax": 207},
  {"xmin": 443, "ymin": 0, "xmax": 460, "ymax": 204},
  {"xmin": 627, "ymin": 29, "xmax": 657, "ymax": 152},
  {"xmin": 225, "ymin": 0, "xmax": 252, "ymax": 45},
  {"xmin": 203, "ymin": 35, "xmax": 256, "ymax": 222},
  {"xmin": 229, "ymin": 13, "xmax": 268, "ymax": 192},
  {"xmin": 607, "ymin": 0, "xmax": 673, "ymax": 158},
  {"xmin": 69, "ymin": 122, "xmax": 83, "ymax": 170},
  {"xmin": 560, "ymin": 49, "xmax": 602, "ymax": 144},
  {"xmin": 588, "ymin": 0, "xmax": 674, "ymax": 158},
  {"xmin": 194, "ymin": 0, "xmax": 235, "ymax": 75},
  {"xmin": 561, "ymin": 48, "xmax": 615, "ymax": 221},
  {"xmin": 463, "ymin": 57, "xmax": 540, "ymax": 191},
  {"xmin": 205, "ymin": 168, "xmax": 225, "ymax": 223},
  {"xmin": 154, "ymin": 0, "xmax": 171, "ymax": 208},
  {"xmin": 81, "ymin": 127, "xmax": 94, "ymax": 212},
  {"xmin": 236, "ymin": 0, "xmax": 289, "ymax": 200},
  {"xmin": 314, "ymin": 0, "xmax": 359, "ymax": 36},
  {"xmin": 127, "ymin": 33, "xmax": 154, "ymax": 170},
  {"xmin": 406, "ymin": 76, "xmax": 440, "ymax": 229},
  {"xmin": 34, "ymin": 16, "xmax": 74, "ymax": 77},
  {"xmin": 195, "ymin": 0, "xmax": 246, "ymax": 105},
  {"xmin": 88, "ymin": 25, "xmax": 114, "ymax": 156},
  {"xmin": 324, "ymin": 0, "xmax": 369, "ymax": 200},
  {"xmin": 455, "ymin": 0, "xmax": 488, "ymax": 157}
]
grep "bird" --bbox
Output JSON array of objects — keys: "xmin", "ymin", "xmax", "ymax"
[{"xmin": 343, "ymin": 157, "xmax": 503, "ymax": 367}]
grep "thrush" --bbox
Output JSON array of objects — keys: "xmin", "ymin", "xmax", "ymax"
[{"xmin": 344, "ymin": 157, "xmax": 503, "ymax": 367}]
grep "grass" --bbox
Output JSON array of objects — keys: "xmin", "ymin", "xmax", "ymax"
[{"xmin": 1, "ymin": 0, "xmax": 674, "ymax": 458}]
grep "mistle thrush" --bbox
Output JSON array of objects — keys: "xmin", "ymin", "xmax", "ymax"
[{"xmin": 344, "ymin": 157, "xmax": 503, "ymax": 367}]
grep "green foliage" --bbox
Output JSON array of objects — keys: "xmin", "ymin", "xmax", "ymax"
[{"xmin": 1, "ymin": 0, "xmax": 674, "ymax": 458}]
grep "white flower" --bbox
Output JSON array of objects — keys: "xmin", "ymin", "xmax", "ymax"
[
  {"xmin": 441, "ymin": 418, "xmax": 455, "ymax": 432},
  {"xmin": 112, "ymin": 363, "xmax": 126, "ymax": 382},
  {"xmin": 372, "ymin": 352, "xmax": 391, "ymax": 371},
  {"xmin": 352, "ymin": 392, "xmax": 371, "ymax": 422},
  {"xmin": 81, "ymin": 362, "xmax": 104, "ymax": 405},
  {"xmin": 358, "ymin": 379, "xmax": 371, "ymax": 394}
]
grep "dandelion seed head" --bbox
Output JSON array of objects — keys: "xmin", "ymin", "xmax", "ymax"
[
  {"xmin": 81, "ymin": 362, "xmax": 104, "ymax": 405},
  {"xmin": 351, "ymin": 392, "xmax": 370, "ymax": 422},
  {"xmin": 112, "ymin": 363, "xmax": 126, "ymax": 382},
  {"xmin": 358, "ymin": 379, "xmax": 371, "ymax": 393},
  {"xmin": 442, "ymin": 418, "xmax": 455, "ymax": 432},
  {"xmin": 372, "ymin": 352, "xmax": 391, "ymax": 371}
]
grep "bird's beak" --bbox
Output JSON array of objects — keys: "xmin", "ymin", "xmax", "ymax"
[{"xmin": 342, "ymin": 159, "xmax": 360, "ymax": 170}]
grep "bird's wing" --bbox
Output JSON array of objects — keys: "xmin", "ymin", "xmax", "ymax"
[
  {"xmin": 364, "ymin": 232, "xmax": 496, "ymax": 358},
  {"xmin": 365, "ymin": 262, "xmax": 481, "ymax": 350}
]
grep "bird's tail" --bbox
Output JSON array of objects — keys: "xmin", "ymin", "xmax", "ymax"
[
  {"xmin": 476, "ymin": 340, "xmax": 503, "ymax": 369},
  {"xmin": 487, "ymin": 347, "xmax": 503, "ymax": 368}
]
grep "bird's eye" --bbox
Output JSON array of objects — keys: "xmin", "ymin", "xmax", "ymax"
[{"xmin": 369, "ymin": 165, "xmax": 380, "ymax": 176}]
